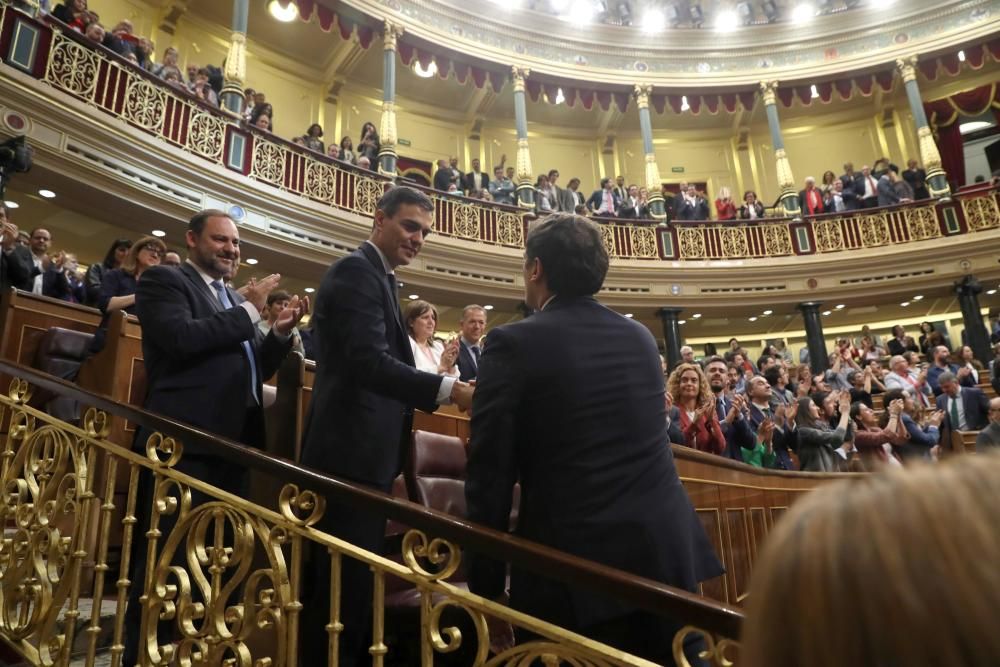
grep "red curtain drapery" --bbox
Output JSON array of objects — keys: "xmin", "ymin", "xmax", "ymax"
[{"xmin": 923, "ymin": 82, "xmax": 1000, "ymax": 188}]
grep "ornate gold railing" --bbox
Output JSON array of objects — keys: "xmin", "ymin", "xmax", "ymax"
[
  {"xmin": 5, "ymin": 2, "xmax": 998, "ymax": 263},
  {"xmin": 0, "ymin": 361, "xmax": 742, "ymax": 666}
]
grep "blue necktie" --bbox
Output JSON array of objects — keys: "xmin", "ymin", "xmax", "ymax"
[{"xmin": 211, "ymin": 280, "xmax": 260, "ymax": 404}]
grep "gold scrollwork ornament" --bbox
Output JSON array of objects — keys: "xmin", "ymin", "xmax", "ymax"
[
  {"xmin": 496, "ymin": 212, "xmax": 525, "ymax": 247},
  {"xmin": 354, "ymin": 178, "xmax": 383, "ymax": 216},
  {"xmin": 401, "ymin": 529, "xmax": 461, "ymax": 581},
  {"xmin": 453, "ymin": 204, "xmax": 482, "ymax": 239},
  {"xmin": 46, "ymin": 36, "xmax": 99, "ymax": 97},
  {"xmin": 278, "ymin": 483, "xmax": 325, "ymax": 527}
]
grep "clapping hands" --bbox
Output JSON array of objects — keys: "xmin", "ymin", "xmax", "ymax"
[{"xmin": 272, "ymin": 294, "xmax": 310, "ymax": 336}]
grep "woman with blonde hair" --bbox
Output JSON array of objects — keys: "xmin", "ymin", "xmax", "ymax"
[
  {"xmin": 742, "ymin": 453, "xmax": 1000, "ymax": 667},
  {"xmin": 90, "ymin": 235, "xmax": 166, "ymax": 354},
  {"xmin": 714, "ymin": 186, "xmax": 737, "ymax": 221},
  {"xmin": 404, "ymin": 299, "xmax": 459, "ymax": 377},
  {"xmin": 666, "ymin": 362, "xmax": 725, "ymax": 455}
]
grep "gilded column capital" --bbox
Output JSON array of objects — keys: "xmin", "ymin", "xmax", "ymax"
[
  {"xmin": 383, "ymin": 21, "xmax": 403, "ymax": 51},
  {"xmin": 759, "ymin": 80, "xmax": 778, "ymax": 106},
  {"xmin": 511, "ymin": 66, "xmax": 530, "ymax": 93},
  {"xmin": 895, "ymin": 56, "xmax": 918, "ymax": 83},
  {"xmin": 634, "ymin": 84, "xmax": 652, "ymax": 110}
]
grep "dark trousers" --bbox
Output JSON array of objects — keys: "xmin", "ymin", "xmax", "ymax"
[
  {"xmin": 861, "ymin": 196, "xmax": 879, "ymax": 209},
  {"xmin": 300, "ymin": 480, "xmax": 391, "ymax": 667},
  {"xmin": 121, "ymin": 410, "xmax": 261, "ymax": 666}
]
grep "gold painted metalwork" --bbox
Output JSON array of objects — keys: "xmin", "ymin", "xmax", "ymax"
[
  {"xmin": 814, "ymin": 219, "xmax": 846, "ymax": 252},
  {"xmin": 761, "ymin": 224, "xmax": 793, "ymax": 256},
  {"xmin": 644, "ymin": 153, "xmax": 664, "ymax": 204},
  {"xmin": 511, "ymin": 65, "xmax": 530, "ymax": 93},
  {"xmin": 0, "ymin": 374, "xmax": 681, "ymax": 666},
  {"xmin": 187, "ymin": 111, "xmax": 227, "ymax": 161},
  {"xmin": 678, "ymin": 227, "xmax": 707, "ymax": 259},
  {"xmin": 673, "ymin": 625, "xmax": 740, "ymax": 667},
  {"xmin": 496, "ymin": 211, "xmax": 525, "ymax": 246},
  {"xmin": 123, "ymin": 77, "xmax": 166, "ymax": 132},
  {"xmin": 630, "ymin": 225, "xmax": 659, "ymax": 258},
  {"xmin": 599, "ymin": 224, "xmax": 616, "ymax": 256},
  {"xmin": 720, "ymin": 227, "xmax": 749, "ymax": 257},
  {"xmin": 45, "ymin": 34, "xmax": 100, "ymax": 98},
  {"xmin": 251, "ymin": 139, "xmax": 287, "ymax": 185},
  {"xmin": 223, "ymin": 31, "xmax": 247, "ymax": 85},
  {"xmin": 961, "ymin": 192, "xmax": 1000, "ymax": 231},
  {"xmin": 515, "ymin": 137, "xmax": 534, "ymax": 185},
  {"xmin": 773, "ymin": 148, "xmax": 795, "ymax": 191},
  {"xmin": 917, "ymin": 125, "xmax": 944, "ymax": 172},
  {"xmin": 453, "ymin": 203, "xmax": 483, "ymax": 239},
  {"xmin": 895, "ymin": 56, "xmax": 917, "ymax": 84},
  {"xmin": 383, "ymin": 20, "xmax": 403, "ymax": 51},
  {"xmin": 379, "ymin": 100, "xmax": 398, "ymax": 148},
  {"xmin": 305, "ymin": 161, "xmax": 336, "ymax": 202},
  {"xmin": 633, "ymin": 84, "xmax": 651, "ymax": 110},
  {"xmin": 758, "ymin": 80, "xmax": 777, "ymax": 107},
  {"xmin": 354, "ymin": 177, "xmax": 383, "ymax": 215},
  {"xmin": 859, "ymin": 213, "xmax": 890, "ymax": 247},
  {"xmin": 904, "ymin": 204, "xmax": 941, "ymax": 241}
]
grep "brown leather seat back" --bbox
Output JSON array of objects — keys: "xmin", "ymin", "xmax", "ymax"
[
  {"xmin": 405, "ymin": 431, "xmax": 468, "ymax": 518},
  {"xmin": 34, "ymin": 326, "xmax": 93, "ymax": 377}
]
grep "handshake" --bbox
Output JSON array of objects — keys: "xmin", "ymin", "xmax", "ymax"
[{"xmin": 450, "ymin": 380, "xmax": 476, "ymax": 411}]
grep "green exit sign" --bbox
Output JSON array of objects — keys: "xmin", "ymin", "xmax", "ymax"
[
  {"xmin": 398, "ymin": 138, "xmax": 412, "ymax": 146},
  {"xmin": 671, "ymin": 166, "xmax": 685, "ymax": 173}
]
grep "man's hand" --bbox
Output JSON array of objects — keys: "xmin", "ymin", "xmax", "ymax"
[
  {"xmin": 241, "ymin": 273, "xmax": 281, "ymax": 311},
  {"xmin": 957, "ymin": 366, "xmax": 971, "ymax": 379},
  {"xmin": 272, "ymin": 294, "xmax": 309, "ymax": 336},
  {"xmin": 0, "ymin": 222, "xmax": 18, "ymax": 251},
  {"xmin": 929, "ymin": 410, "xmax": 945, "ymax": 428},
  {"xmin": 451, "ymin": 380, "xmax": 474, "ymax": 411}
]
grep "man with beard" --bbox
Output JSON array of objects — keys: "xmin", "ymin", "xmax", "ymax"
[{"xmin": 704, "ymin": 356, "xmax": 755, "ymax": 461}]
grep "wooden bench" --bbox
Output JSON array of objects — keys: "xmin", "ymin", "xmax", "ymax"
[{"xmin": 951, "ymin": 430, "xmax": 980, "ymax": 454}]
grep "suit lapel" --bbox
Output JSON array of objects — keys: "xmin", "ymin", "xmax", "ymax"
[
  {"xmin": 358, "ymin": 244, "xmax": 408, "ymax": 352},
  {"xmin": 181, "ymin": 263, "xmax": 224, "ymax": 314}
]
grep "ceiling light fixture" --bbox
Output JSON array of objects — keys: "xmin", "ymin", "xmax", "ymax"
[
  {"xmin": 912, "ymin": 295, "xmax": 923, "ymax": 300},
  {"xmin": 151, "ymin": 230, "xmax": 166, "ymax": 237},
  {"xmin": 986, "ymin": 289, "xmax": 997, "ymax": 295},
  {"xmin": 691, "ymin": 313, "xmax": 701, "ymax": 318},
  {"xmin": 267, "ymin": 0, "xmax": 298, "ymax": 22},
  {"xmin": 957, "ymin": 50, "xmax": 966, "ymax": 62},
  {"xmin": 642, "ymin": 8, "xmax": 666, "ymax": 31},
  {"xmin": 762, "ymin": 309, "xmax": 773, "ymax": 315},
  {"xmin": 900, "ymin": 301, "xmax": 910, "ymax": 307},
  {"xmin": 413, "ymin": 61, "xmax": 437, "ymax": 78},
  {"xmin": 408, "ymin": 294, "xmax": 420, "ymax": 300},
  {"xmin": 680, "ymin": 95, "xmax": 690, "ymax": 111},
  {"xmin": 715, "ymin": 9, "xmax": 739, "ymax": 31},
  {"xmin": 678, "ymin": 319, "xmax": 687, "ymax": 325},
  {"xmin": 791, "ymin": 3, "xmax": 814, "ymax": 23},
  {"xmin": 38, "ymin": 189, "xmax": 56, "ymax": 198},
  {"xmin": 245, "ymin": 258, "xmax": 258, "ymax": 265},
  {"xmin": 555, "ymin": 88, "xmax": 566, "ymax": 105},
  {"xmin": 748, "ymin": 316, "xmax": 758, "ymax": 322},
  {"xmin": 959, "ymin": 120, "xmax": 993, "ymax": 135},
  {"xmin": 3, "ymin": 200, "xmax": 18, "ymax": 209},
  {"xmin": 567, "ymin": 0, "xmax": 597, "ymax": 24},
  {"xmin": 484, "ymin": 304, "xmax": 494, "ymax": 310},
  {"xmin": 624, "ymin": 313, "xmax": 634, "ymax": 318},
  {"xmin": 822, "ymin": 310, "xmax": 832, "ymax": 316},
  {"xmin": 304, "ymin": 287, "xmax": 315, "ymax": 293},
  {"xmin": 835, "ymin": 304, "xmax": 845, "ymax": 309},
  {"xmin": 810, "ymin": 84, "xmax": 819, "ymax": 99}
]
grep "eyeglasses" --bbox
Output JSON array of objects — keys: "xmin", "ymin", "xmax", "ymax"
[{"xmin": 140, "ymin": 244, "xmax": 164, "ymax": 258}]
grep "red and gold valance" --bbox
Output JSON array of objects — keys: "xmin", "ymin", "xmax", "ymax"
[{"xmin": 924, "ymin": 82, "xmax": 1000, "ymax": 128}]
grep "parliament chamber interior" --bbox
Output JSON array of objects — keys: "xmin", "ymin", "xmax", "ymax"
[{"xmin": 0, "ymin": 0, "xmax": 999, "ymax": 664}]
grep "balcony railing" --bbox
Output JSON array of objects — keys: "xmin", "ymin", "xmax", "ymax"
[
  {"xmin": 1, "ymin": 2, "xmax": 999, "ymax": 264},
  {"xmin": 0, "ymin": 359, "xmax": 743, "ymax": 666}
]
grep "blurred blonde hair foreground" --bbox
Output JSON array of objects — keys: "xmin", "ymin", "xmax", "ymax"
[{"xmin": 741, "ymin": 452, "xmax": 1000, "ymax": 667}]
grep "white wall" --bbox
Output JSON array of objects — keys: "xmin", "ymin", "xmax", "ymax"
[{"xmin": 963, "ymin": 134, "xmax": 999, "ymax": 185}]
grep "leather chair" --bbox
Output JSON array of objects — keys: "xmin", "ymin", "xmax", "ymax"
[
  {"xmin": 404, "ymin": 430, "xmax": 468, "ymax": 515},
  {"xmin": 31, "ymin": 326, "xmax": 94, "ymax": 422}
]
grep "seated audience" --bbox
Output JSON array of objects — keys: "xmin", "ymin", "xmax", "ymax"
[
  {"xmin": 356, "ymin": 156, "xmax": 372, "ymax": 171},
  {"xmin": 714, "ymin": 187, "xmax": 737, "ymax": 221},
  {"xmin": 666, "ymin": 363, "xmax": 726, "ymax": 455},
  {"xmin": 738, "ymin": 190, "xmax": 765, "ymax": 219},
  {"xmin": 858, "ymin": 334, "xmax": 884, "ymax": 361},
  {"xmin": 887, "ymin": 324, "xmax": 918, "ymax": 356},
  {"xmin": 301, "ymin": 123, "xmax": 324, "ymax": 153},
  {"xmin": 84, "ymin": 21, "xmax": 105, "ymax": 44},
  {"xmin": 162, "ymin": 251, "xmax": 181, "ymax": 266},
  {"xmin": 84, "ymin": 238, "xmax": 131, "ymax": 307},
  {"xmin": 90, "ymin": 235, "xmax": 165, "ymax": 353},
  {"xmin": 976, "ymin": 398, "xmax": 1000, "ymax": 449},
  {"xmin": 851, "ymin": 399, "xmax": 904, "ymax": 468},
  {"xmin": 793, "ymin": 392, "xmax": 851, "ymax": 472},
  {"xmin": 742, "ymin": 453, "xmax": 1000, "ymax": 667},
  {"xmin": 927, "ymin": 344, "xmax": 975, "ymax": 395},
  {"xmin": 404, "ymin": 299, "xmax": 459, "ymax": 377},
  {"xmin": 880, "ymin": 387, "xmax": 942, "ymax": 460},
  {"xmin": 250, "ymin": 103, "xmax": 273, "ymax": 131}
]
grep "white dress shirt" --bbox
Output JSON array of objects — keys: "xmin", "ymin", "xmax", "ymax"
[
  {"xmin": 946, "ymin": 393, "xmax": 968, "ymax": 431},
  {"xmin": 186, "ymin": 259, "xmax": 261, "ymax": 324}
]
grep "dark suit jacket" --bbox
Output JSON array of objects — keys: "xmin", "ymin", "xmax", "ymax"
[
  {"xmin": 747, "ymin": 402, "xmax": 796, "ymax": 470},
  {"xmin": 0, "ymin": 245, "xmax": 37, "ymax": 292},
  {"xmin": 618, "ymin": 197, "xmax": 647, "ymax": 219},
  {"xmin": 715, "ymin": 394, "xmax": 755, "ymax": 462},
  {"xmin": 135, "ymin": 263, "xmax": 291, "ymax": 446},
  {"xmin": 676, "ymin": 197, "xmax": 709, "ymax": 221},
  {"xmin": 457, "ymin": 339, "xmax": 479, "ymax": 382},
  {"xmin": 465, "ymin": 295, "xmax": 723, "ymax": 630},
  {"xmin": 433, "ymin": 168, "xmax": 453, "ymax": 192},
  {"xmin": 464, "ymin": 171, "xmax": 489, "ymax": 193},
  {"xmin": 300, "ymin": 243, "xmax": 442, "ymax": 488},
  {"xmin": 839, "ymin": 173, "xmax": 861, "ymax": 209},
  {"xmin": 936, "ymin": 386, "xmax": 990, "ymax": 444},
  {"xmin": 585, "ymin": 189, "xmax": 621, "ymax": 215},
  {"xmin": 799, "ymin": 188, "xmax": 826, "ymax": 215},
  {"xmin": 877, "ymin": 175, "xmax": 900, "ymax": 207}
]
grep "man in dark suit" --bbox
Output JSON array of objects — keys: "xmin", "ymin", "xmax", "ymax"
[
  {"xmin": 0, "ymin": 204, "xmax": 38, "ymax": 292},
  {"xmin": 903, "ymin": 159, "xmax": 929, "ymax": 200},
  {"xmin": 124, "ymin": 209, "xmax": 307, "ymax": 665},
  {"xmin": 675, "ymin": 184, "xmax": 709, "ymax": 221},
  {"xmin": 464, "ymin": 157, "xmax": 489, "ymax": 195},
  {"xmin": 433, "ymin": 158, "xmax": 454, "ymax": 191},
  {"xmin": 704, "ymin": 356, "xmax": 756, "ymax": 462},
  {"xmin": 299, "ymin": 186, "xmax": 474, "ymax": 665},
  {"xmin": 586, "ymin": 177, "xmax": 621, "ymax": 217},
  {"xmin": 839, "ymin": 162, "xmax": 861, "ymax": 210},
  {"xmin": 936, "ymin": 372, "xmax": 990, "ymax": 446},
  {"xmin": 456, "ymin": 304, "xmax": 487, "ymax": 381},
  {"xmin": 465, "ymin": 214, "xmax": 723, "ymax": 664}
]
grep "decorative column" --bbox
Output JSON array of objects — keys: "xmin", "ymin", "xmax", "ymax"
[
  {"xmin": 377, "ymin": 21, "xmax": 402, "ymax": 177},
  {"xmin": 759, "ymin": 81, "xmax": 800, "ymax": 218},
  {"xmin": 220, "ymin": 0, "xmax": 249, "ymax": 115},
  {"xmin": 955, "ymin": 275, "xmax": 991, "ymax": 365},
  {"xmin": 797, "ymin": 302, "xmax": 827, "ymax": 376},
  {"xmin": 896, "ymin": 57, "xmax": 950, "ymax": 198},
  {"xmin": 658, "ymin": 308, "xmax": 684, "ymax": 371},
  {"xmin": 634, "ymin": 85, "xmax": 666, "ymax": 221},
  {"xmin": 511, "ymin": 66, "xmax": 535, "ymax": 209}
]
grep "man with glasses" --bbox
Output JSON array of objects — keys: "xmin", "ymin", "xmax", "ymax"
[{"xmin": 976, "ymin": 398, "xmax": 1000, "ymax": 449}]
